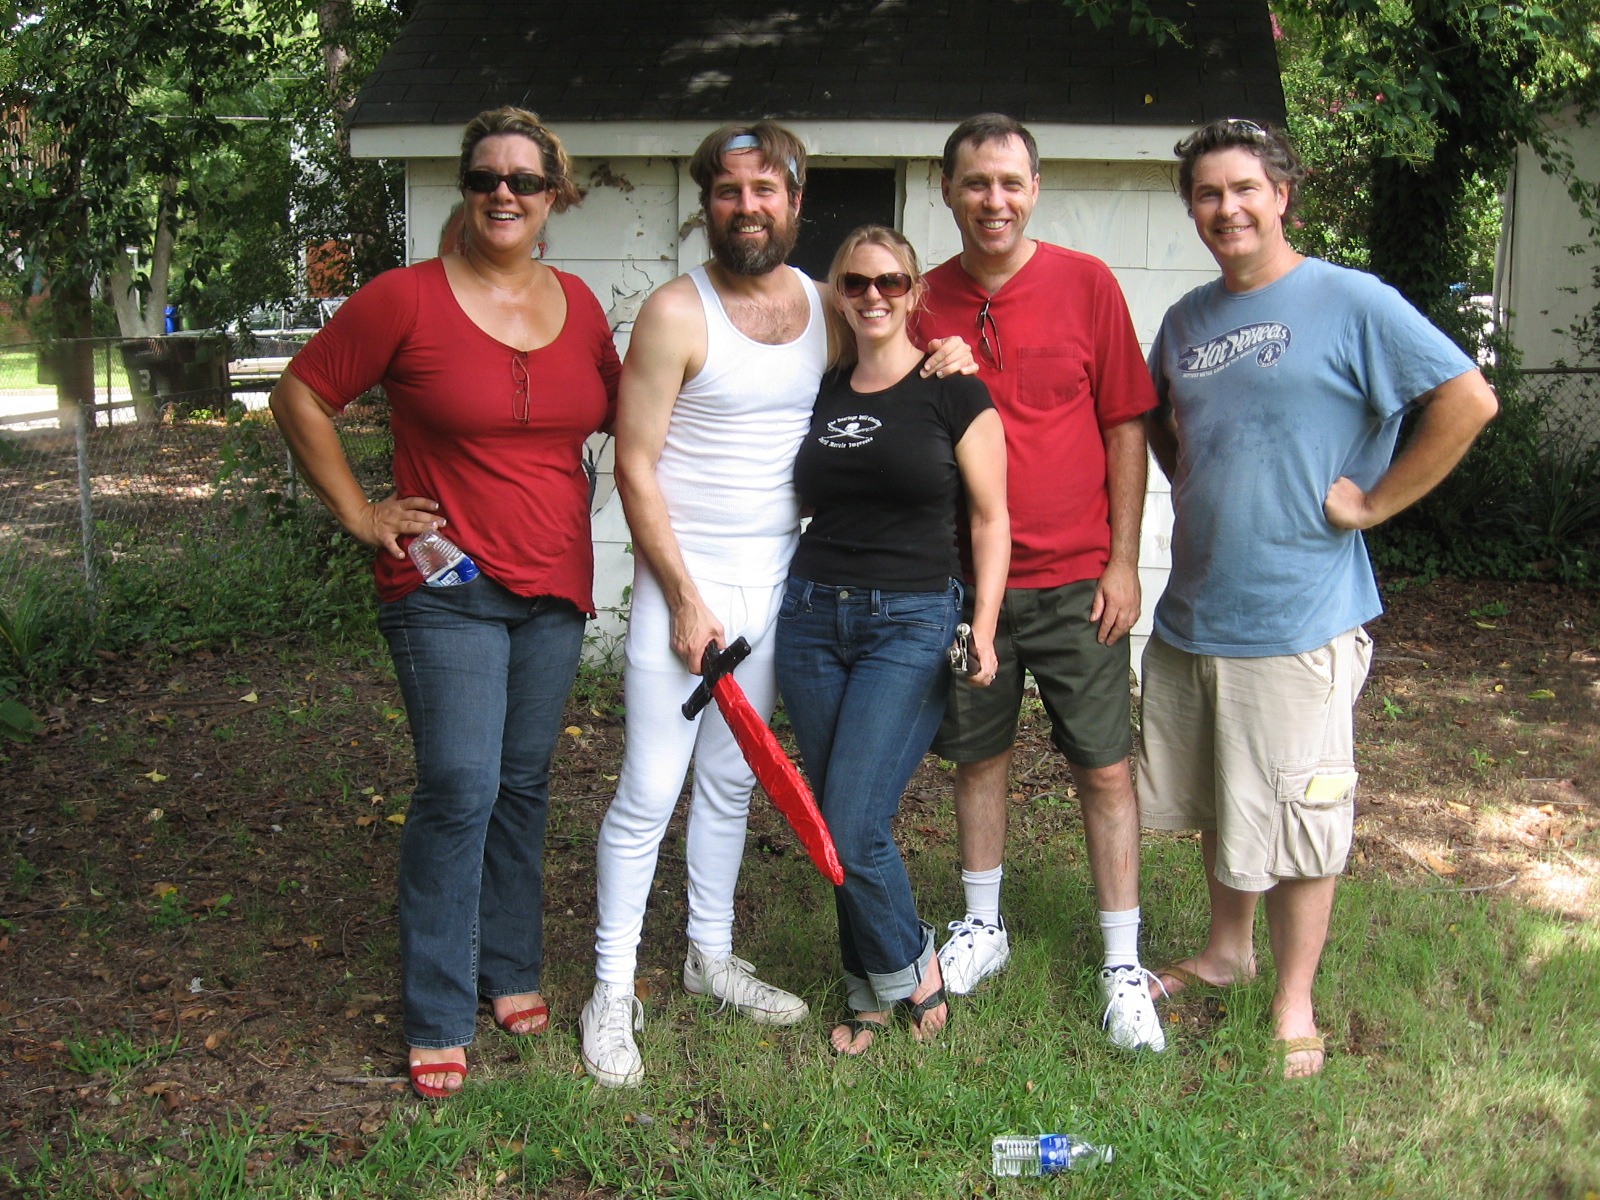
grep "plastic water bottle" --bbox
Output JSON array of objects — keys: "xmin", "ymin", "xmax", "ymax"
[
  {"xmin": 408, "ymin": 530, "xmax": 480, "ymax": 587},
  {"xmin": 990, "ymin": 1134, "xmax": 1113, "ymax": 1176}
]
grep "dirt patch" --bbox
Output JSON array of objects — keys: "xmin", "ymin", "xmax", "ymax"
[{"xmin": 1, "ymin": 577, "xmax": 1596, "ymax": 1189}]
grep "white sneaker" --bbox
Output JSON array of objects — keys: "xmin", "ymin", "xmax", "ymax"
[
  {"xmin": 683, "ymin": 943, "xmax": 808, "ymax": 1026},
  {"xmin": 1099, "ymin": 965, "xmax": 1167, "ymax": 1051},
  {"xmin": 937, "ymin": 917, "xmax": 1010, "ymax": 995},
  {"xmin": 580, "ymin": 981, "xmax": 645, "ymax": 1088}
]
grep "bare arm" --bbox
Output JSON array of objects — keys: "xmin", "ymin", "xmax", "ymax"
[
  {"xmin": 268, "ymin": 370, "xmax": 441, "ymax": 560},
  {"xmin": 614, "ymin": 281, "xmax": 723, "ymax": 673},
  {"xmin": 1324, "ymin": 368, "xmax": 1499, "ymax": 530},
  {"xmin": 1089, "ymin": 415, "xmax": 1148, "ymax": 645},
  {"xmin": 954, "ymin": 408, "xmax": 1010, "ymax": 685},
  {"xmin": 1145, "ymin": 399, "xmax": 1178, "ymax": 483}
]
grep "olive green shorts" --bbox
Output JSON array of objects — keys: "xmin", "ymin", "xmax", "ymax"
[{"xmin": 931, "ymin": 580, "xmax": 1134, "ymax": 769}]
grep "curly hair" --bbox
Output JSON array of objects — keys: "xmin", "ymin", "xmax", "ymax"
[{"xmin": 458, "ymin": 106, "xmax": 581, "ymax": 213}]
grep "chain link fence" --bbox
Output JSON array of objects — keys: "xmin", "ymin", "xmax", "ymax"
[
  {"xmin": 3, "ymin": 354, "xmax": 1597, "ymax": 622},
  {"xmin": 0, "ymin": 338, "xmax": 391, "ymax": 609},
  {"xmin": 1521, "ymin": 366, "xmax": 1600, "ymax": 449}
]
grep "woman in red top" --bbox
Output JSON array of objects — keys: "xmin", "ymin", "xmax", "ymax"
[{"xmin": 271, "ymin": 107, "xmax": 620, "ymax": 1099}]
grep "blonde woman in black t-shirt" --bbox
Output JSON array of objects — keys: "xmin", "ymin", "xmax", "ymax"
[{"xmin": 774, "ymin": 225, "xmax": 1010, "ymax": 1056}]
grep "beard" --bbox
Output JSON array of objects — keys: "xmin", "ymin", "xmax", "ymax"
[{"xmin": 708, "ymin": 207, "xmax": 800, "ymax": 276}]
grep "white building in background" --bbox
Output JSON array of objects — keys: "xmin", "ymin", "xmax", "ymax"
[{"xmin": 346, "ymin": 0, "xmax": 1288, "ymax": 662}]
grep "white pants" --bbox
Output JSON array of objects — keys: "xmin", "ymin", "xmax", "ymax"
[{"xmin": 592, "ymin": 561, "xmax": 783, "ymax": 986}]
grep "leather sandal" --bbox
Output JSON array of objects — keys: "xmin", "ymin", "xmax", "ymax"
[
  {"xmin": 493, "ymin": 1002, "xmax": 549, "ymax": 1036},
  {"xmin": 409, "ymin": 1058, "xmax": 468, "ymax": 1100},
  {"xmin": 1151, "ymin": 956, "xmax": 1257, "ymax": 1001},
  {"xmin": 898, "ymin": 986, "xmax": 948, "ymax": 1040},
  {"xmin": 831, "ymin": 1016, "xmax": 888, "ymax": 1057},
  {"xmin": 1273, "ymin": 1035, "xmax": 1327, "ymax": 1079}
]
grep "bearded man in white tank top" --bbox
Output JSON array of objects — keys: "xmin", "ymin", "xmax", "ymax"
[{"xmin": 580, "ymin": 122, "xmax": 976, "ymax": 1087}]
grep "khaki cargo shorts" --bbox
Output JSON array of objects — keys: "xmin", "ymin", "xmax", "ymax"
[{"xmin": 1137, "ymin": 627, "xmax": 1373, "ymax": 891}]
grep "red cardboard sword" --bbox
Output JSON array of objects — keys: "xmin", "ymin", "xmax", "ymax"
[{"xmin": 681, "ymin": 638, "xmax": 844, "ymax": 886}]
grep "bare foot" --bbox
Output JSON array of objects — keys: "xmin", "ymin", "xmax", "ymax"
[
  {"xmin": 491, "ymin": 992, "xmax": 549, "ymax": 1035},
  {"xmin": 409, "ymin": 1046, "xmax": 468, "ymax": 1094},
  {"xmin": 1149, "ymin": 954, "xmax": 1258, "ymax": 1002},
  {"xmin": 903, "ymin": 955, "xmax": 948, "ymax": 1043},
  {"xmin": 830, "ymin": 1013, "xmax": 888, "ymax": 1056}
]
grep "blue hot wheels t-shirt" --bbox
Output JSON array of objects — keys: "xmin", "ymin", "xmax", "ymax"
[{"xmin": 1148, "ymin": 257, "xmax": 1476, "ymax": 657}]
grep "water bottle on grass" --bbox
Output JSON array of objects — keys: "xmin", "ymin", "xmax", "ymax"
[
  {"xmin": 990, "ymin": 1134, "xmax": 1113, "ymax": 1176},
  {"xmin": 408, "ymin": 529, "xmax": 479, "ymax": 587}
]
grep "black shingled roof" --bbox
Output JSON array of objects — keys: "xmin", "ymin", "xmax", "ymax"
[{"xmin": 350, "ymin": 0, "xmax": 1285, "ymax": 131}]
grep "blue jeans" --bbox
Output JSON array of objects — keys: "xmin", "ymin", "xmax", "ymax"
[
  {"xmin": 378, "ymin": 574, "xmax": 585, "ymax": 1049},
  {"xmin": 774, "ymin": 576, "xmax": 959, "ymax": 1012}
]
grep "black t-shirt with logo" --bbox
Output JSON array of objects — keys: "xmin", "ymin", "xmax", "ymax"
[{"xmin": 792, "ymin": 360, "xmax": 992, "ymax": 590}]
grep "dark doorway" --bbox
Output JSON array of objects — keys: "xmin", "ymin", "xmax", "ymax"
[{"xmin": 788, "ymin": 168, "xmax": 898, "ymax": 281}]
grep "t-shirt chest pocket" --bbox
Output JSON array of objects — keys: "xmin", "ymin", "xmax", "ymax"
[{"xmin": 1015, "ymin": 346, "xmax": 1087, "ymax": 411}]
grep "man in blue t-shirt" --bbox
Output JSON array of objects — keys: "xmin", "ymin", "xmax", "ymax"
[{"xmin": 1140, "ymin": 120, "xmax": 1498, "ymax": 1078}]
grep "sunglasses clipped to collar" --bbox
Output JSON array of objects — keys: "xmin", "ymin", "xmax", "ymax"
[
  {"xmin": 836, "ymin": 271, "xmax": 913, "ymax": 299},
  {"xmin": 461, "ymin": 169, "xmax": 552, "ymax": 196}
]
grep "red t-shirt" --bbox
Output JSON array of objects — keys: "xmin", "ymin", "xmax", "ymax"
[
  {"xmin": 289, "ymin": 258, "xmax": 621, "ymax": 610},
  {"xmin": 913, "ymin": 242, "xmax": 1157, "ymax": 588}
]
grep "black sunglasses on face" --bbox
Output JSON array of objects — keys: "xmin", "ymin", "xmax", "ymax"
[
  {"xmin": 462, "ymin": 169, "xmax": 551, "ymax": 196},
  {"xmin": 837, "ymin": 272, "xmax": 913, "ymax": 299}
]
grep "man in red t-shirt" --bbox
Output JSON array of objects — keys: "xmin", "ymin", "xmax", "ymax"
[{"xmin": 911, "ymin": 114, "xmax": 1163, "ymax": 1050}]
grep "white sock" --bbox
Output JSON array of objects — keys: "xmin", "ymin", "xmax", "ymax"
[
  {"xmin": 1098, "ymin": 906, "xmax": 1141, "ymax": 969},
  {"xmin": 961, "ymin": 866, "xmax": 1003, "ymax": 926}
]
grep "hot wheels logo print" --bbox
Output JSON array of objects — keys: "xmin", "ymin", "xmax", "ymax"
[{"xmin": 1178, "ymin": 322, "xmax": 1291, "ymax": 376}]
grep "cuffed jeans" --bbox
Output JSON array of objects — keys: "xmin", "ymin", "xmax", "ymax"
[
  {"xmin": 774, "ymin": 577, "xmax": 959, "ymax": 1012},
  {"xmin": 378, "ymin": 574, "xmax": 585, "ymax": 1049}
]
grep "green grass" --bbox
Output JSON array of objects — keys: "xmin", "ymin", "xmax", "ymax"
[{"xmin": 11, "ymin": 838, "xmax": 1597, "ymax": 1198}]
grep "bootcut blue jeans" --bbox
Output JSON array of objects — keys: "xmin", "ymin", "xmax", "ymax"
[
  {"xmin": 378, "ymin": 573, "xmax": 585, "ymax": 1049},
  {"xmin": 774, "ymin": 576, "xmax": 959, "ymax": 1012}
]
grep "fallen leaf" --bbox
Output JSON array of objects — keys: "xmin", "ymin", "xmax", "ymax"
[
  {"xmin": 150, "ymin": 881, "xmax": 178, "ymax": 897},
  {"xmin": 142, "ymin": 1081, "xmax": 179, "ymax": 1096},
  {"xmin": 90, "ymin": 696, "xmax": 108, "ymax": 704},
  {"xmin": 143, "ymin": 771, "xmax": 167, "ymax": 783},
  {"xmin": 204, "ymin": 1033, "xmax": 223, "ymax": 1050},
  {"xmin": 355, "ymin": 815, "xmax": 377, "ymax": 827},
  {"xmin": 385, "ymin": 813, "xmax": 405, "ymax": 825},
  {"xmin": 1528, "ymin": 689, "xmax": 1556, "ymax": 700},
  {"xmin": 1448, "ymin": 802, "xmax": 1470, "ymax": 815},
  {"xmin": 146, "ymin": 807, "xmax": 164, "ymax": 823},
  {"xmin": 1423, "ymin": 852, "xmax": 1457, "ymax": 875},
  {"xmin": 1473, "ymin": 620, "xmax": 1497, "ymax": 630},
  {"xmin": 1538, "ymin": 803, "xmax": 1558, "ymax": 815},
  {"xmin": 564, "ymin": 725, "xmax": 582, "ymax": 737},
  {"xmin": 238, "ymin": 692, "xmax": 258, "ymax": 704}
]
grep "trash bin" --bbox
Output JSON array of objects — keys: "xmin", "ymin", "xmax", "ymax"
[{"xmin": 117, "ymin": 335, "xmax": 231, "ymax": 420}]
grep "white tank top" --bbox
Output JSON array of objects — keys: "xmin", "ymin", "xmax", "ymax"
[{"xmin": 656, "ymin": 265, "xmax": 827, "ymax": 586}]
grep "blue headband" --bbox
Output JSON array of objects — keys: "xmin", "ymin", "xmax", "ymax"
[{"xmin": 725, "ymin": 133, "xmax": 799, "ymax": 185}]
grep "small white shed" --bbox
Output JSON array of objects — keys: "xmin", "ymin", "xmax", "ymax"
[
  {"xmin": 1498, "ymin": 107, "xmax": 1600, "ymax": 373},
  {"xmin": 348, "ymin": 0, "xmax": 1287, "ymax": 661}
]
